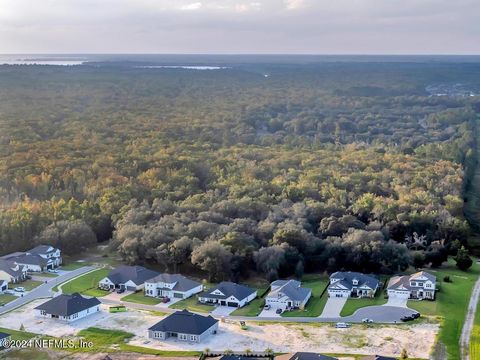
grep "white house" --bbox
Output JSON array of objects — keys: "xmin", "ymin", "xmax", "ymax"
[
  {"xmin": 0, "ymin": 259, "xmax": 27, "ymax": 283},
  {"xmin": 387, "ymin": 271, "xmax": 436, "ymax": 300},
  {"xmin": 0, "ymin": 280, "xmax": 7, "ymax": 294},
  {"xmin": 99, "ymin": 265, "xmax": 159, "ymax": 291},
  {"xmin": 198, "ymin": 282, "xmax": 257, "ymax": 308},
  {"xmin": 144, "ymin": 273, "xmax": 203, "ymax": 299},
  {"xmin": 1, "ymin": 244, "xmax": 62, "ymax": 273},
  {"xmin": 265, "ymin": 280, "xmax": 312, "ymax": 311},
  {"xmin": 35, "ymin": 293, "xmax": 101, "ymax": 322},
  {"xmin": 328, "ymin": 272, "xmax": 380, "ymax": 298},
  {"xmin": 27, "ymin": 245, "xmax": 62, "ymax": 268}
]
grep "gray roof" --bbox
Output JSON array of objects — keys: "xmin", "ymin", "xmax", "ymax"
[
  {"xmin": 148, "ymin": 309, "xmax": 218, "ymax": 335},
  {"xmin": 0, "ymin": 259, "xmax": 25, "ymax": 278},
  {"xmin": 8, "ymin": 254, "xmax": 48, "ymax": 266},
  {"xmin": 202, "ymin": 281, "xmax": 256, "ymax": 301},
  {"xmin": 35, "ymin": 293, "xmax": 100, "ymax": 317},
  {"xmin": 329, "ymin": 272, "xmax": 379, "ymax": 291},
  {"xmin": 0, "ymin": 252, "xmax": 24, "ymax": 259},
  {"xmin": 106, "ymin": 265, "xmax": 159, "ymax": 286},
  {"xmin": 268, "ymin": 280, "xmax": 311, "ymax": 302},
  {"xmin": 410, "ymin": 271, "xmax": 436, "ymax": 283},
  {"xmin": 388, "ymin": 271, "xmax": 436, "ymax": 291},
  {"xmin": 286, "ymin": 352, "xmax": 338, "ymax": 360},
  {"xmin": 0, "ymin": 332, "xmax": 10, "ymax": 340},
  {"xmin": 28, "ymin": 245, "xmax": 58, "ymax": 255},
  {"xmin": 146, "ymin": 273, "xmax": 202, "ymax": 292}
]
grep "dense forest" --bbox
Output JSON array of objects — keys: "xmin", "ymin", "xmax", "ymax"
[{"xmin": 1, "ymin": 59, "xmax": 480, "ymax": 281}]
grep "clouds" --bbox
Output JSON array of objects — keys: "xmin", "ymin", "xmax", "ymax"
[{"xmin": 0, "ymin": 0, "xmax": 478, "ymax": 54}]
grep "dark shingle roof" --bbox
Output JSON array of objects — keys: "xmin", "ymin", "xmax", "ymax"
[
  {"xmin": 35, "ymin": 293, "xmax": 100, "ymax": 317},
  {"xmin": 329, "ymin": 272, "xmax": 379, "ymax": 291},
  {"xmin": 268, "ymin": 280, "xmax": 311, "ymax": 302},
  {"xmin": 148, "ymin": 310, "xmax": 218, "ymax": 335},
  {"xmin": 287, "ymin": 352, "xmax": 338, "ymax": 360},
  {"xmin": 203, "ymin": 281, "xmax": 256, "ymax": 301},
  {"xmin": 0, "ymin": 332, "xmax": 10, "ymax": 340},
  {"xmin": 146, "ymin": 273, "xmax": 202, "ymax": 292},
  {"xmin": 28, "ymin": 245, "xmax": 58, "ymax": 255},
  {"xmin": 107, "ymin": 265, "xmax": 159, "ymax": 286},
  {"xmin": 0, "ymin": 259, "xmax": 25, "ymax": 278},
  {"xmin": 9, "ymin": 254, "xmax": 48, "ymax": 266}
]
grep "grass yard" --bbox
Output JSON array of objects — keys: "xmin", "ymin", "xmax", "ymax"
[
  {"xmin": 230, "ymin": 287, "xmax": 269, "ymax": 316},
  {"xmin": 340, "ymin": 290, "xmax": 388, "ymax": 317},
  {"xmin": 9, "ymin": 279, "xmax": 42, "ymax": 291},
  {"xmin": 61, "ymin": 262, "xmax": 90, "ymax": 271},
  {"xmin": 0, "ymin": 294, "xmax": 17, "ymax": 305},
  {"xmin": 470, "ymin": 297, "xmax": 480, "ymax": 360},
  {"xmin": 169, "ymin": 296, "xmax": 215, "ymax": 313},
  {"xmin": 282, "ymin": 278, "xmax": 329, "ymax": 317},
  {"xmin": 55, "ymin": 268, "xmax": 110, "ymax": 297},
  {"xmin": 34, "ymin": 272, "xmax": 58, "ymax": 278},
  {"xmin": 0, "ymin": 326, "xmax": 38, "ymax": 341},
  {"xmin": 408, "ymin": 259, "xmax": 480, "ymax": 360},
  {"xmin": 121, "ymin": 291, "xmax": 162, "ymax": 305}
]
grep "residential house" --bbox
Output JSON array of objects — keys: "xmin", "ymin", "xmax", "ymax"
[
  {"xmin": 1, "ymin": 244, "xmax": 62, "ymax": 273},
  {"xmin": 144, "ymin": 273, "xmax": 203, "ymax": 299},
  {"xmin": 276, "ymin": 352, "xmax": 338, "ymax": 360},
  {"xmin": 328, "ymin": 272, "xmax": 379, "ymax": 298},
  {"xmin": 0, "ymin": 332, "xmax": 11, "ymax": 349},
  {"xmin": 387, "ymin": 271, "xmax": 436, "ymax": 300},
  {"xmin": 27, "ymin": 245, "xmax": 62, "ymax": 267},
  {"xmin": 148, "ymin": 309, "xmax": 218, "ymax": 343},
  {"xmin": 0, "ymin": 259, "xmax": 27, "ymax": 283},
  {"xmin": 35, "ymin": 293, "xmax": 101, "ymax": 322},
  {"xmin": 198, "ymin": 281, "xmax": 257, "ymax": 308},
  {"xmin": 265, "ymin": 279, "xmax": 312, "ymax": 311},
  {"xmin": 98, "ymin": 265, "xmax": 159, "ymax": 291},
  {"xmin": 0, "ymin": 280, "xmax": 7, "ymax": 294}
]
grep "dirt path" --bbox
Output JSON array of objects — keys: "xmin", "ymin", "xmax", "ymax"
[{"xmin": 460, "ymin": 276, "xmax": 480, "ymax": 360}]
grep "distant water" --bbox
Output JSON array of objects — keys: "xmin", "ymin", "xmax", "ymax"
[{"xmin": 0, "ymin": 55, "xmax": 86, "ymax": 65}]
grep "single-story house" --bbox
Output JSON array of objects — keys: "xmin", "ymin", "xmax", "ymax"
[
  {"xmin": 0, "ymin": 259, "xmax": 27, "ymax": 283},
  {"xmin": 99, "ymin": 265, "xmax": 159, "ymax": 291},
  {"xmin": 198, "ymin": 281, "xmax": 257, "ymax": 308},
  {"xmin": 35, "ymin": 293, "xmax": 101, "ymax": 322},
  {"xmin": 276, "ymin": 352, "xmax": 338, "ymax": 360},
  {"xmin": 144, "ymin": 273, "xmax": 203, "ymax": 299},
  {"xmin": 328, "ymin": 271, "xmax": 379, "ymax": 298},
  {"xmin": 148, "ymin": 309, "xmax": 218, "ymax": 343},
  {"xmin": 265, "ymin": 279, "xmax": 312, "ymax": 311},
  {"xmin": 387, "ymin": 271, "xmax": 436, "ymax": 300},
  {"xmin": 0, "ymin": 332, "xmax": 11, "ymax": 349}
]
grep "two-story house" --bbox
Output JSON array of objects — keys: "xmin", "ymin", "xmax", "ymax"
[
  {"xmin": 144, "ymin": 273, "xmax": 203, "ymax": 300},
  {"xmin": 328, "ymin": 271, "xmax": 379, "ymax": 298},
  {"xmin": 387, "ymin": 271, "xmax": 436, "ymax": 300},
  {"xmin": 27, "ymin": 245, "xmax": 62, "ymax": 268}
]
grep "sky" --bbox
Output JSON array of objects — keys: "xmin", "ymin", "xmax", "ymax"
[{"xmin": 0, "ymin": 0, "xmax": 479, "ymax": 54}]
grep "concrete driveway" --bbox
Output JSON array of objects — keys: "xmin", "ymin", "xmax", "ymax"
[
  {"xmin": 155, "ymin": 297, "xmax": 182, "ymax": 308},
  {"xmin": 258, "ymin": 307, "xmax": 281, "ymax": 318},
  {"xmin": 385, "ymin": 296, "xmax": 408, "ymax": 308},
  {"xmin": 211, "ymin": 306, "xmax": 237, "ymax": 316},
  {"xmin": 103, "ymin": 290, "xmax": 134, "ymax": 301},
  {"xmin": 319, "ymin": 297, "xmax": 347, "ymax": 318}
]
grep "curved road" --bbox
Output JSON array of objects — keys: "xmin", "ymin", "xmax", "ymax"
[
  {"xmin": 460, "ymin": 276, "xmax": 480, "ymax": 360},
  {"xmin": 0, "ymin": 266, "xmax": 95, "ymax": 316}
]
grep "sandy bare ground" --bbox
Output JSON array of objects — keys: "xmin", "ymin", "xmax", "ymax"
[{"xmin": 0, "ymin": 300, "xmax": 438, "ymax": 358}]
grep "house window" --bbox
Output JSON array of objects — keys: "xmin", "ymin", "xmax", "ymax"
[
  {"xmin": 190, "ymin": 335, "xmax": 197, "ymax": 341},
  {"xmin": 41, "ymin": 310, "xmax": 47, "ymax": 316}
]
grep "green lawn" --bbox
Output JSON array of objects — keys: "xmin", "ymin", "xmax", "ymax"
[
  {"xmin": 340, "ymin": 290, "xmax": 388, "ymax": 317},
  {"xmin": 35, "ymin": 272, "xmax": 58, "ymax": 278},
  {"xmin": 0, "ymin": 326, "xmax": 38, "ymax": 341},
  {"xmin": 61, "ymin": 262, "xmax": 90, "ymax": 271},
  {"xmin": 121, "ymin": 291, "xmax": 162, "ymax": 305},
  {"xmin": 55, "ymin": 268, "xmax": 110, "ymax": 297},
  {"xmin": 0, "ymin": 294, "xmax": 17, "ymax": 305},
  {"xmin": 471, "ymin": 295, "xmax": 480, "ymax": 360},
  {"xmin": 408, "ymin": 259, "xmax": 480, "ymax": 360},
  {"xmin": 169, "ymin": 296, "xmax": 215, "ymax": 313},
  {"xmin": 12, "ymin": 280, "xmax": 43, "ymax": 291},
  {"xmin": 282, "ymin": 278, "xmax": 329, "ymax": 317},
  {"xmin": 230, "ymin": 287, "xmax": 269, "ymax": 317}
]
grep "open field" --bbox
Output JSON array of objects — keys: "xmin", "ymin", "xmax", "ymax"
[
  {"xmin": 169, "ymin": 296, "xmax": 215, "ymax": 313},
  {"xmin": 121, "ymin": 292, "xmax": 162, "ymax": 305},
  {"xmin": 340, "ymin": 291, "xmax": 388, "ymax": 317},
  {"xmin": 282, "ymin": 278, "xmax": 329, "ymax": 317},
  {"xmin": 54, "ymin": 268, "xmax": 110, "ymax": 297},
  {"xmin": 408, "ymin": 259, "xmax": 480, "ymax": 360},
  {"xmin": 0, "ymin": 294, "xmax": 17, "ymax": 305}
]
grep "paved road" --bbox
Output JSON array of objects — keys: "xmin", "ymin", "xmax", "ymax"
[
  {"xmin": 100, "ymin": 298, "xmax": 416, "ymax": 324},
  {"xmin": 460, "ymin": 276, "xmax": 480, "ymax": 360},
  {"xmin": 0, "ymin": 266, "xmax": 95, "ymax": 315}
]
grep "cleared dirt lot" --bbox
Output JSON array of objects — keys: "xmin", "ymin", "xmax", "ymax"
[{"xmin": 0, "ymin": 300, "xmax": 438, "ymax": 358}]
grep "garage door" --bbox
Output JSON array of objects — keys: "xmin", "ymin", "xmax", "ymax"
[
  {"xmin": 126, "ymin": 286, "xmax": 136, "ymax": 291},
  {"xmin": 227, "ymin": 301, "xmax": 239, "ymax": 307}
]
